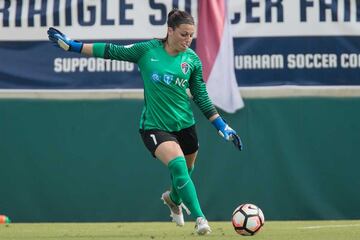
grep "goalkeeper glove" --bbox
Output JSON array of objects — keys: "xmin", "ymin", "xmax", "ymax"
[
  {"xmin": 47, "ymin": 27, "xmax": 83, "ymax": 53},
  {"xmin": 212, "ymin": 116, "xmax": 243, "ymax": 151}
]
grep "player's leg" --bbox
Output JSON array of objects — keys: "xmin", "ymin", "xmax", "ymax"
[
  {"xmin": 139, "ymin": 129, "xmax": 210, "ymax": 234},
  {"xmin": 179, "ymin": 125, "xmax": 199, "ymax": 176},
  {"xmin": 156, "ymin": 141, "xmax": 211, "ymax": 234},
  {"xmin": 163, "ymin": 152, "xmax": 196, "ymax": 226},
  {"xmin": 183, "ymin": 151, "xmax": 211, "ymax": 234},
  {"xmin": 169, "ymin": 125, "xmax": 199, "ymax": 203},
  {"xmin": 155, "ymin": 141, "xmax": 205, "ymax": 218},
  {"xmin": 185, "ymin": 151, "xmax": 197, "ymax": 175},
  {"xmin": 168, "ymin": 151, "xmax": 197, "ymax": 206},
  {"xmin": 179, "ymin": 125, "xmax": 211, "ymax": 234},
  {"xmin": 139, "ymin": 130, "xmax": 186, "ymax": 226},
  {"xmin": 163, "ymin": 152, "xmax": 197, "ymax": 227}
]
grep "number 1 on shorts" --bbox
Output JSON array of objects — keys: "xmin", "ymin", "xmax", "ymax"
[{"xmin": 150, "ymin": 134, "xmax": 157, "ymax": 145}]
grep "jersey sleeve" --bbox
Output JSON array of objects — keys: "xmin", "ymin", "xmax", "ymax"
[
  {"xmin": 189, "ymin": 53, "xmax": 218, "ymax": 119},
  {"xmin": 93, "ymin": 39, "xmax": 161, "ymax": 63}
]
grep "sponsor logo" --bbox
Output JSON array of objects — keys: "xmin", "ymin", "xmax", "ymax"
[
  {"xmin": 163, "ymin": 74, "xmax": 174, "ymax": 85},
  {"xmin": 151, "ymin": 72, "xmax": 161, "ymax": 82}
]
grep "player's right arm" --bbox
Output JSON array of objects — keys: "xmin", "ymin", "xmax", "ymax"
[{"xmin": 47, "ymin": 27, "xmax": 158, "ymax": 63}]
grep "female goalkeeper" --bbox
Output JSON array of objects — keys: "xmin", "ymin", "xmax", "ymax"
[{"xmin": 47, "ymin": 9, "xmax": 242, "ymax": 235}]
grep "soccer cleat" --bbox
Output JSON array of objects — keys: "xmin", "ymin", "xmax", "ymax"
[
  {"xmin": 161, "ymin": 191, "xmax": 190, "ymax": 227},
  {"xmin": 195, "ymin": 217, "xmax": 212, "ymax": 235}
]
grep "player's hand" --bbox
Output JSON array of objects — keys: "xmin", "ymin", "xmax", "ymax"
[
  {"xmin": 212, "ymin": 116, "xmax": 243, "ymax": 151},
  {"xmin": 47, "ymin": 27, "xmax": 83, "ymax": 53}
]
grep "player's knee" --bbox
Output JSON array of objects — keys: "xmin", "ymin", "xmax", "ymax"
[{"xmin": 168, "ymin": 156, "xmax": 189, "ymax": 179}]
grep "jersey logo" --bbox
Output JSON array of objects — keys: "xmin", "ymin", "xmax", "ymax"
[
  {"xmin": 151, "ymin": 72, "xmax": 161, "ymax": 82},
  {"xmin": 181, "ymin": 62, "xmax": 189, "ymax": 74}
]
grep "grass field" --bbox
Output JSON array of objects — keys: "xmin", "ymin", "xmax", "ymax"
[{"xmin": 1, "ymin": 220, "xmax": 360, "ymax": 240}]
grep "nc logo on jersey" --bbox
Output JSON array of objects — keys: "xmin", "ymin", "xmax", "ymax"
[
  {"xmin": 181, "ymin": 62, "xmax": 189, "ymax": 74},
  {"xmin": 163, "ymin": 74, "xmax": 174, "ymax": 85},
  {"xmin": 175, "ymin": 78, "xmax": 188, "ymax": 88}
]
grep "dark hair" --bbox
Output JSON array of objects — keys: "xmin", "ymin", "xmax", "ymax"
[
  {"xmin": 162, "ymin": 9, "xmax": 194, "ymax": 42},
  {"xmin": 167, "ymin": 9, "xmax": 194, "ymax": 29}
]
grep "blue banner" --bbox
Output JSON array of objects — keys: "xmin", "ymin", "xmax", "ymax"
[
  {"xmin": 0, "ymin": 0, "xmax": 360, "ymax": 89},
  {"xmin": 0, "ymin": 40, "xmax": 144, "ymax": 89},
  {"xmin": 233, "ymin": 36, "xmax": 360, "ymax": 86}
]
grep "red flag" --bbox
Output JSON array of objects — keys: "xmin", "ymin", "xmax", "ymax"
[{"xmin": 197, "ymin": 0, "xmax": 244, "ymax": 113}]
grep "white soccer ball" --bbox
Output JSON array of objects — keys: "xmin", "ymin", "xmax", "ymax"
[{"xmin": 232, "ymin": 203, "xmax": 265, "ymax": 236}]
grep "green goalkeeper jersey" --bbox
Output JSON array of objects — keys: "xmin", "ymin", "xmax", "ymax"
[{"xmin": 93, "ymin": 39, "xmax": 217, "ymax": 132}]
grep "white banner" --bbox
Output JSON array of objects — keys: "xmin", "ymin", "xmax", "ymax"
[
  {"xmin": 0, "ymin": 0, "xmax": 359, "ymax": 41},
  {"xmin": 229, "ymin": 0, "xmax": 360, "ymax": 37}
]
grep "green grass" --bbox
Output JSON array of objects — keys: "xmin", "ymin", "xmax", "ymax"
[{"xmin": 1, "ymin": 220, "xmax": 360, "ymax": 240}]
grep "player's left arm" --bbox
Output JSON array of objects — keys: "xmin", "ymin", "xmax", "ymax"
[
  {"xmin": 209, "ymin": 114, "xmax": 243, "ymax": 151},
  {"xmin": 189, "ymin": 55, "xmax": 243, "ymax": 151}
]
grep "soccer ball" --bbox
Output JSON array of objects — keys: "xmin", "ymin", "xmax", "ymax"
[{"xmin": 232, "ymin": 203, "xmax": 265, "ymax": 236}]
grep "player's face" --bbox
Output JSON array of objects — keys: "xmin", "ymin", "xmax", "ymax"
[{"xmin": 168, "ymin": 24, "xmax": 195, "ymax": 52}]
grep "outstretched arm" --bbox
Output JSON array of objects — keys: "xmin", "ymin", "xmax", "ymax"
[
  {"xmin": 81, "ymin": 44, "xmax": 93, "ymax": 56},
  {"xmin": 47, "ymin": 27, "xmax": 157, "ymax": 62},
  {"xmin": 47, "ymin": 27, "xmax": 93, "ymax": 56}
]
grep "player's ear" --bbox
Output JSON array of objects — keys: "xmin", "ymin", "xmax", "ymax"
[{"xmin": 167, "ymin": 27, "xmax": 175, "ymax": 36}]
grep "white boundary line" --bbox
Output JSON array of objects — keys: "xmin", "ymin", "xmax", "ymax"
[
  {"xmin": 0, "ymin": 89, "xmax": 144, "ymax": 100},
  {"xmin": 298, "ymin": 224, "xmax": 360, "ymax": 229},
  {"xmin": 241, "ymin": 86, "xmax": 360, "ymax": 98},
  {"xmin": 1, "ymin": 86, "xmax": 360, "ymax": 99}
]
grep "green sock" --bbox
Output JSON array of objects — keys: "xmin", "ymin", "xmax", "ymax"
[
  {"xmin": 168, "ymin": 157, "xmax": 204, "ymax": 219},
  {"xmin": 169, "ymin": 174, "xmax": 182, "ymax": 205},
  {"xmin": 170, "ymin": 166, "xmax": 194, "ymax": 205}
]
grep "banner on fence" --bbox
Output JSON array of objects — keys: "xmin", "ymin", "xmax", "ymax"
[{"xmin": 0, "ymin": 0, "xmax": 359, "ymax": 89}]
